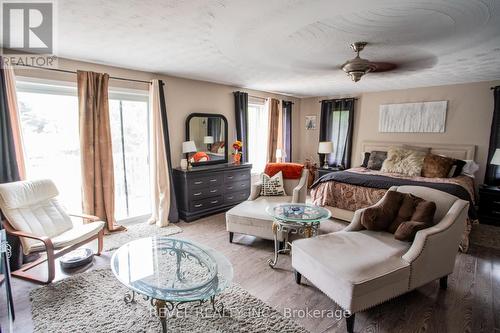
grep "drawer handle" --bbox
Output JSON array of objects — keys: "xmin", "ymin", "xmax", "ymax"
[
  {"xmin": 493, "ymin": 201, "xmax": 500, "ymax": 205},
  {"xmin": 241, "ymin": 184, "xmax": 246, "ymax": 187},
  {"xmin": 211, "ymin": 200, "xmax": 218, "ymax": 204},
  {"xmin": 227, "ymin": 176, "xmax": 234, "ymax": 179},
  {"xmin": 194, "ymin": 181, "xmax": 203, "ymax": 185},
  {"xmin": 195, "ymin": 204, "xmax": 203, "ymax": 208},
  {"xmin": 210, "ymin": 179, "xmax": 217, "ymax": 182},
  {"xmin": 227, "ymin": 186, "xmax": 233, "ymax": 190},
  {"xmin": 193, "ymin": 192, "xmax": 202, "ymax": 196},
  {"xmin": 492, "ymin": 210, "xmax": 500, "ymax": 215},
  {"xmin": 210, "ymin": 189, "xmax": 218, "ymax": 193},
  {"xmin": 227, "ymin": 196, "xmax": 234, "ymax": 200}
]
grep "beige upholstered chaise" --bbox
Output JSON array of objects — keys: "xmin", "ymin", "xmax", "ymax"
[
  {"xmin": 292, "ymin": 186, "xmax": 468, "ymax": 333},
  {"xmin": 226, "ymin": 168, "xmax": 308, "ymax": 243},
  {"xmin": 0, "ymin": 179, "xmax": 105, "ymax": 283}
]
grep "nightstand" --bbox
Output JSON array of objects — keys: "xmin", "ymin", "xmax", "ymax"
[
  {"xmin": 317, "ymin": 167, "xmax": 342, "ymax": 178},
  {"xmin": 478, "ymin": 185, "xmax": 500, "ymax": 226}
]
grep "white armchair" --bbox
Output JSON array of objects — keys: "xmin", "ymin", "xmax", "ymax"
[
  {"xmin": 0, "ymin": 179, "xmax": 105, "ymax": 283},
  {"xmin": 292, "ymin": 186, "xmax": 468, "ymax": 333},
  {"xmin": 226, "ymin": 168, "xmax": 309, "ymax": 244}
]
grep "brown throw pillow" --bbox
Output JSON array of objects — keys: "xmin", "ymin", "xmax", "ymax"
[
  {"xmin": 394, "ymin": 221, "xmax": 429, "ymax": 242},
  {"xmin": 361, "ymin": 191, "xmax": 405, "ymax": 231},
  {"xmin": 421, "ymin": 154, "xmax": 455, "ymax": 178},
  {"xmin": 388, "ymin": 194, "xmax": 424, "ymax": 233},
  {"xmin": 411, "ymin": 201, "xmax": 437, "ymax": 224}
]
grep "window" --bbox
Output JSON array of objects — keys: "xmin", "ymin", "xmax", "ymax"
[
  {"xmin": 109, "ymin": 91, "xmax": 150, "ymax": 221},
  {"xmin": 17, "ymin": 81, "xmax": 150, "ymax": 222},
  {"xmin": 247, "ymin": 99, "xmax": 269, "ymax": 173},
  {"xmin": 17, "ymin": 82, "xmax": 82, "ymax": 213}
]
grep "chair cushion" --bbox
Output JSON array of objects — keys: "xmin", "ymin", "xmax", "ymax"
[
  {"xmin": 29, "ymin": 221, "xmax": 105, "ymax": 253},
  {"xmin": 0, "ymin": 180, "xmax": 76, "ymax": 254},
  {"xmin": 292, "ymin": 230, "xmax": 411, "ymax": 312},
  {"xmin": 226, "ymin": 196, "xmax": 292, "ymax": 241}
]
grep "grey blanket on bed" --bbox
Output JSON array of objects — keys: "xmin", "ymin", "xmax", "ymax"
[{"xmin": 311, "ymin": 170, "xmax": 477, "ymax": 220}]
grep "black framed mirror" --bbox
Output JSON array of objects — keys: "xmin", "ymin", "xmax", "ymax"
[{"xmin": 185, "ymin": 113, "xmax": 228, "ymax": 166}]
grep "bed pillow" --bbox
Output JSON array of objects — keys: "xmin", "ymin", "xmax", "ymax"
[
  {"xmin": 380, "ymin": 147, "xmax": 426, "ymax": 176},
  {"xmin": 361, "ymin": 152, "xmax": 371, "ymax": 167},
  {"xmin": 421, "ymin": 154, "xmax": 455, "ymax": 178},
  {"xmin": 448, "ymin": 159, "xmax": 467, "ymax": 177},
  {"xmin": 366, "ymin": 151, "xmax": 387, "ymax": 170},
  {"xmin": 461, "ymin": 160, "xmax": 479, "ymax": 177},
  {"xmin": 402, "ymin": 144, "xmax": 431, "ymax": 154},
  {"xmin": 260, "ymin": 171, "xmax": 287, "ymax": 196}
]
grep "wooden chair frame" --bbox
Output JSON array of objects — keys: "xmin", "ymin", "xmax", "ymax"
[{"xmin": 1, "ymin": 213, "xmax": 104, "ymax": 284}]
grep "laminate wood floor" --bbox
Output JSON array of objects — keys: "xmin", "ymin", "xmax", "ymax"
[{"xmin": 3, "ymin": 213, "xmax": 500, "ymax": 333}]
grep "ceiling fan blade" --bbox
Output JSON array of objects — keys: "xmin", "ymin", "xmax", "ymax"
[{"xmin": 371, "ymin": 62, "xmax": 397, "ymax": 72}]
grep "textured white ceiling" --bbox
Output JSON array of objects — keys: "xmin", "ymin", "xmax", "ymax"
[{"xmin": 55, "ymin": 0, "xmax": 500, "ymax": 97}]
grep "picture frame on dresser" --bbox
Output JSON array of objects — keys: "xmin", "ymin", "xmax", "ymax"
[{"xmin": 173, "ymin": 163, "xmax": 252, "ymax": 222}]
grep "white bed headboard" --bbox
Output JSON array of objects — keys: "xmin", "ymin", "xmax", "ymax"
[{"xmin": 360, "ymin": 141, "xmax": 476, "ymax": 161}]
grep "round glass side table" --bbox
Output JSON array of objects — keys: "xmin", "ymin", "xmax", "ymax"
[{"xmin": 266, "ymin": 203, "xmax": 331, "ymax": 268}]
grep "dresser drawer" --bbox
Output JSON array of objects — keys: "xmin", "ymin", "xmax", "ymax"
[
  {"xmin": 224, "ymin": 171, "xmax": 250, "ymax": 183},
  {"xmin": 190, "ymin": 186, "xmax": 223, "ymax": 200},
  {"xmin": 225, "ymin": 181, "xmax": 249, "ymax": 193},
  {"xmin": 224, "ymin": 190, "xmax": 249, "ymax": 204},
  {"xmin": 190, "ymin": 195, "xmax": 223, "ymax": 212},
  {"xmin": 188, "ymin": 174, "xmax": 223, "ymax": 189}
]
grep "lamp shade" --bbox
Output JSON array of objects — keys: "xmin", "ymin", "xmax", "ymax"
[
  {"xmin": 182, "ymin": 141, "xmax": 197, "ymax": 153},
  {"xmin": 491, "ymin": 149, "xmax": 500, "ymax": 166},
  {"xmin": 318, "ymin": 141, "xmax": 334, "ymax": 154},
  {"xmin": 203, "ymin": 136, "xmax": 214, "ymax": 144}
]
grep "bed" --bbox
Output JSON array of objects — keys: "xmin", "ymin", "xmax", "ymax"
[{"xmin": 310, "ymin": 141, "xmax": 478, "ymax": 251}]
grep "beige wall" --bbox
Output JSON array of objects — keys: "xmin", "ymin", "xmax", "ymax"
[
  {"xmin": 299, "ymin": 80, "xmax": 500, "ymax": 184},
  {"xmin": 14, "ymin": 58, "xmax": 301, "ymax": 167}
]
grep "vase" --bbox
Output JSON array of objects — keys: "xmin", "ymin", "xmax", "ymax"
[{"xmin": 233, "ymin": 152, "xmax": 241, "ymax": 164}]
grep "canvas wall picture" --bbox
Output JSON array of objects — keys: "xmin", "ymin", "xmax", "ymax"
[
  {"xmin": 305, "ymin": 116, "xmax": 317, "ymax": 130},
  {"xmin": 379, "ymin": 101, "xmax": 447, "ymax": 133}
]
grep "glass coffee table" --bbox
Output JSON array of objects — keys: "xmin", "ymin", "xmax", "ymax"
[
  {"xmin": 266, "ymin": 203, "xmax": 331, "ymax": 268},
  {"xmin": 111, "ymin": 236, "xmax": 233, "ymax": 332}
]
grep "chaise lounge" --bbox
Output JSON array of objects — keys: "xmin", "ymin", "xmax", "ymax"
[{"xmin": 292, "ymin": 186, "xmax": 469, "ymax": 333}]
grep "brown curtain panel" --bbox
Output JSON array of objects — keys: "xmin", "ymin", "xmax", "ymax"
[
  {"xmin": 77, "ymin": 70, "xmax": 123, "ymax": 232},
  {"xmin": 267, "ymin": 98, "xmax": 282, "ymax": 163}
]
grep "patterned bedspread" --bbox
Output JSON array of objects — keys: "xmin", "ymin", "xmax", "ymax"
[{"xmin": 310, "ymin": 167, "xmax": 477, "ymax": 252}]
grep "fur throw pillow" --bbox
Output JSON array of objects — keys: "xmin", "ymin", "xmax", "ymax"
[{"xmin": 380, "ymin": 147, "xmax": 426, "ymax": 176}]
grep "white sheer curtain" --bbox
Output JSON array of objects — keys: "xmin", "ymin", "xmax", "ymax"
[{"xmin": 247, "ymin": 99, "xmax": 269, "ymax": 174}]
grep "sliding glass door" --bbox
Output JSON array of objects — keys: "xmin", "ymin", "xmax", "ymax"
[{"xmin": 17, "ymin": 81, "xmax": 151, "ymax": 222}]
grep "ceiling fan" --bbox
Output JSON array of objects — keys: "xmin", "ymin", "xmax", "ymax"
[{"xmin": 341, "ymin": 42, "xmax": 397, "ymax": 82}]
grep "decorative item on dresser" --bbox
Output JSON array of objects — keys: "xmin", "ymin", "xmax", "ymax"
[
  {"xmin": 173, "ymin": 163, "xmax": 252, "ymax": 222},
  {"xmin": 478, "ymin": 185, "xmax": 500, "ymax": 226}
]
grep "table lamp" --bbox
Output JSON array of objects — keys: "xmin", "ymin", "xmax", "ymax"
[
  {"xmin": 182, "ymin": 140, "xmax": 197, "ymax": 169},
  {"xmin": 318, "ymin": 141, "xmax": 333, "ymax": 169},
  {"xmin": 203, "ymin": 136, "xmax": 214, "ymax": 151},
  {"xmin": 491, "ymin": 148, "xmax": 500, "ymax": 188}
]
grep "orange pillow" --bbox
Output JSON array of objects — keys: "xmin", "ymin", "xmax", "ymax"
[{"xmin": 264, "ymin": 163, "xmax": 303, "ymax": 179}]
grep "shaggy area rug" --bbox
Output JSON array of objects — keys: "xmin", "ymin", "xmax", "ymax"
[
  {"xmin": 30, "ymin": 269, "xmax": 308, "ymax": 333},
  {"xmin": 103, "ymin": 223, "xmax": 182, "ymax": 252}
]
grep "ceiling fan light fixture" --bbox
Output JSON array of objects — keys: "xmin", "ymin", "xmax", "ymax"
[
  {"xmin": 347, "ymin": 71, "xmax": 365, "ymax": 82},
  {"xmin": 341, "ymin": 42, "xmax": 378, "ymax": 82}
]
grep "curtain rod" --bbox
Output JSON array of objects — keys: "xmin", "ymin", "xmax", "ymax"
[
  {"xmin": 318, "ymin": 97, "xmax": 358, "ymax": 103},
  {"xmin": 16, "ymin": 64, "xmax": 152, "ymax": 84}
]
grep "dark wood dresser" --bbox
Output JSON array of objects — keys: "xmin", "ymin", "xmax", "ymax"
[
  {"xmin": 478, "ymin": 185, "xmax": 500, "ymax": 226},
  {"xmin": 173, "ymin": 163, "xmax": 252, "ymax": 222}
]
